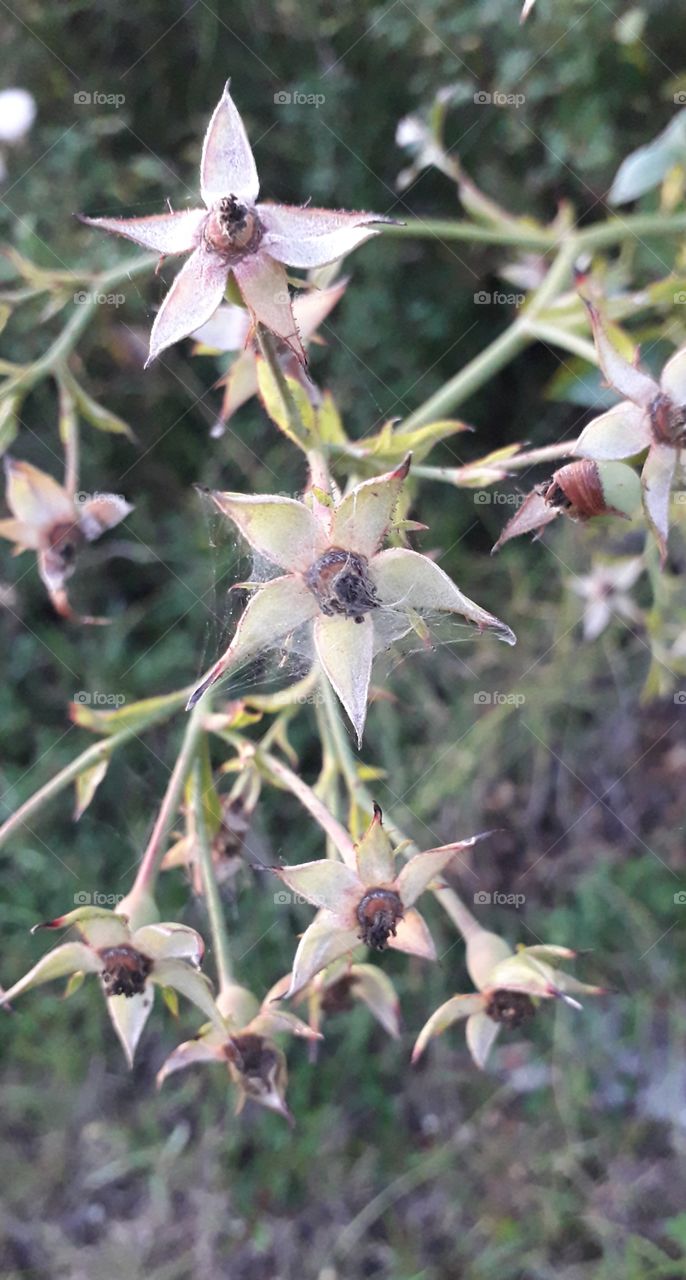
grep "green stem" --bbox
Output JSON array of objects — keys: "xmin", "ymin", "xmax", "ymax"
[
  {"xmin": 400, "ymin": 320, "xmax": 530, "ymax": 431},
  {"xmin": 318, "ymin": 679, "xmax": 362, "ymax": 801},
  {"xmin": 382, "ymin": 219, "xmax": 558, "ymax": 248},
  {"xmin": 0, "ymin": 688, "xmax": 190, "ymax": 852},
  {"xmin": 411, "ymin": 439, "xmax": 578, "ymax": 488},
  {"xmin": 578, "ymin": 210, "xmax": 686, "ymax": 250},
  {"xmin": 130, "ymin": 698, "xmax": 208, "ymax": 896},
  {"xmin": 381, "ymin": 210, "xmax": 686, "ymax": 252},
  {"xmin": 0, "ymin": 726, "xmax": 133, "ymax": 851},
  {"xmin": 0, "ymin": 255, "xmax": 157, "ymax": 401},
  {"xmin": 261, "ymin": 750, "xmax": 357, "ymax": 867},
  {"xmin": 521, "ymin": 321, "xmax": 598, "ymax": 364},
  {"xmin": 524, "ymin": 239, "xmax": 579, "ymax": 316},
  {"xmin": 58, "ymin": 376, "xmax": 79, "ymax": 498},
  {"xmin": 191, "ymin": 757, "xmax": 234, "ymax": 994},
  {"xmin": 400, "ymin": 240, "xmax": 579, "ymax": 431}
]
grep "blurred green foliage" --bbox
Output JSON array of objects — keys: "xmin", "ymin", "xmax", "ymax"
[{"xmin": 2, "ymin": 1, "xmax": 686, "ymax": 1277}]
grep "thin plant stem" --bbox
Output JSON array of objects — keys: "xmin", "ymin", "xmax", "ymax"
[
  {"xmin": 522, "ymin": 321, "xmax": 598, "ymax": 364},
  {"xmin": 0, "ymin": 255, "xmax": 157, "ymax": 402},
  {"xmin": 131, "ymin": 698, "xmax": 208, "ymax": 896},
  {"xmin": 261, "ymin": 751, "xmax": 357, "ymax": 867},
  {"xmin": 399, "ymin": 240, "xmax": 580, "ymax": 432},
  {"xmin": 0, "ymin": 687, "xmax": 190, "ymax": 852},
  {"xmin": 399, "ymin": 320, "xmax": 531, "ymax": 432},
  {"xmin": 58, "ymin": 377, "xmax": 79, "ymax": 498},
  {"xmin": 191, "ymin": 757, "xmax": 234, "ymax": 994},
  {"xmin": 411, "ymin": 439, "xmax": 579, "ymax": 487},
  {"xmin": 381, "ymin": 210, "xmax": 686, "ymax": 251}
]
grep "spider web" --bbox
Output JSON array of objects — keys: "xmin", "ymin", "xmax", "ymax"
[{"xmin": 194, "ymin": 495, "xmax": 504, "ymax": 703}]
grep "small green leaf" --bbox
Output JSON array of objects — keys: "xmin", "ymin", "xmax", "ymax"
[
  {"xmin": 356, "ymin": 764, "xmax": 388, "ymax": 781},
  {"xmin": 317, "ymin": 391, "xmax": 347, "ymax": 445},
  {"xmin": 256, "ymin": 357, "xmax": 314, "ymax": 447},
  {"xmin": 450, "ymin": 443, "xmax": 523, "ymax": 488},
  {"xmin": 74, "ymin": 756, "xmax": 110, "ymax": 820},
  {"xmin": 62, "ymin": 369, "xmax": 134, "ymax": 439},
  {"xmin": 161, "ymin": 986, "xmax": 180, "ymax": 1019},
  {"xmin": 70, "ymin": 688, "xmax": 187, "ymax": 735},
  {"xmin": 365, "ymin": 418, "xmax": 471, "ymax": 465},
  {"xmin": 310, "ymin": 485, "xmax": 333, "ymax": 507},
  {"xmin": 63, "ymin": 970, "xmax": 86, "ymax": 999}
]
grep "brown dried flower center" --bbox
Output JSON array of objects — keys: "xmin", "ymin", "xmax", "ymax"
[
  {"xmin": 356, "ymin": 888, "xmax": 404, "ymax": 951},
  {"xmin": 99, "ymin": 944, "xmax": 153, "ymax": 998},
  {"xmin": 485, "ymin": 989, "xmax": 536, "ymax": 1027},
  {"xmin": 42, "ymin": 520, "xmax": 84, "ymax": 578},
  {"xmin": 225, "ymin": 1033, "xmax": 279, "ymax": 1082},
  {"xmin": 305, "ymin": 547, "xmax": 379, "ymax": 622},
  {"xmin": 321, "ymin": 974, "xmax": 358, "ymax": 1016},
  {"xmin": 649, "ymin": 392, "xmax": 686, "ymax": 445},
  {"xmin": 204, "ymin": 196, "xmax": 263, "ymax": 258}
]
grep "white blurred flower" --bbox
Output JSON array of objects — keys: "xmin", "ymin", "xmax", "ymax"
[
  {"xmin": 0, "ymin": 89, "xmax": 37, "ymax": 145},
  {"xmin": 570, "ymin": 556, "xmax": 644, "ymax": 641}
]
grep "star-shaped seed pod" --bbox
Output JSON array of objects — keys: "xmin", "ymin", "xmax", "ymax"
[
  {"xmin": 273, "ymin": 805, "xmax": 493, "ymax": 995},
  {"xmin": 157, "ymin": 981, "xmax": 319, "ymax": 1123},
  {"xmin": 491, "ymin": 459, "xmax": 641, "ymax": 554},
  {"xmin": 268, "ymin": 959, "xmax": 401, "ymax": 1049},
  {"xmin": 192, "ymin": 278, "xmax": 347, "ymax": 429},
  {"xmin": 188, "ymin": 455, "xmax": 515, "ymax": 743},
  {"xmin": 0, "ymin": 458, "xmax": 131, "ymax": 620},
  {"xmin": 0, "ymin": 907, "xmax": 220, "ymax": 1066},
  {"xmin": 575, "ymin": 299, "xmax": 686, "ymax": 564},
  {"xmin": 412, "ymin": 925, "xmax": 604, "ymax": 1069},
  {"xmin": 79, "ymin": 83, "xmax": 393, "ymax": 368}
]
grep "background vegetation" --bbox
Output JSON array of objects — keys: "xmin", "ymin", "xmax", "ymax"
[{"xmin": 2, "ymin": 1, "xmax": 686, "ymax": 1276}]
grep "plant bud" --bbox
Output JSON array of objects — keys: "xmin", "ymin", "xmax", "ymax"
[{"xmin": 543, "ymin": 459, "xmax": 640, "ymax": 520}]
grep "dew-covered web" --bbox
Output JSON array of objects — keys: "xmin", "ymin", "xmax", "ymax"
[
  {"xmin": 193, "ymin": 494, "xmax": 313, "ymax": 698},
  {"xmin": 196, "ymin": 490, "xmax": 503, "ymax": 700},
  {"xmin": 372, "ymin": 607, "xmax": 503, "ymax": 686}
]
